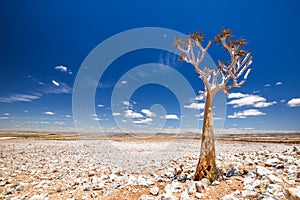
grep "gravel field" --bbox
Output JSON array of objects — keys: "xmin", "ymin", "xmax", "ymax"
[{"xmin": 0, "ymin": 138, "xmax": 299, "ymax": 199}]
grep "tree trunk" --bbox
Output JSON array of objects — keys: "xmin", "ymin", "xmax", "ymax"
[{"xmin": 193, "ymin": 91, "xmax": 218, "ymax": 181}]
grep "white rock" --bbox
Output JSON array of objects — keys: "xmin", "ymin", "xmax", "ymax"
[
  {"xmin": 164, "ymin": 182, "xmax": 178, "ymax": 195},
  {"xmin": 220, "ymin": 194, "xmax": 240, "ymax": 200},
  {"xmin": 284, "ymin": 187, "xmax": 300, "ymax": 200},
  {"xmin": 103, "ymin": 189, "xmax": 114, "ymax": 196},
  {"xmin": 187, "ymin": 180, "xmax": 196, "ymax": 195},
  {"xmin": 243, "ymin": 177, "xmax": 255, "ymax": 186},
  {"xmin": 258, "ymin": 194, "xmax": 278, "ymax": 200},
  {"xmin": 241, "ymin": 190, "xmax": 258, "ymax": 198},
  {"xmin": 195, "ymin": 192, "xmax": 202, "ymax": 199},
  {"xmin": 109, "ymin": 174, "xmax": 117, "ymax": 181},
  {"xmin": 29, "ymin": 193, "xmax": 49, "ymax": 200},
  {"xmin": 266, "ymin": 184, "xmax": 282, "ymax": 196},
  {"xmin": 150, "ymin": 186, "xmax": 159, "ymax": 196},
  {"xmin": 195, "ymin": 181, "xmax": 206, "ymax": 193},
  {"xmin": 127, "ymin": 175, "xmax": 137, "ymax": 185},
  {"xmin": 180, "ymin": 191, "xmax": 191, "ymax": 200},
  {"xmin": 156, "ymin": 193, "xmax": 177, "ymax": 200},
  {"xmin": 92, "ymin": 182, "xmax": 104, "ymax": 190},
  {"xmin": 137, "ymin": 176, "xmax": 149, "ymax": 187},
  {"xmin": 139, "ymin": 194, "xmax": 154, "ymax": 200},
  {"xmin": 265, "ymin": 158, "xmax": 281, "ymax": 167},
  {"xmin": 256, "ymin": 166, "xmax": 272, "ymax": 176},
  {"xmin": 212, "ymin": 180, "xmax": 220, "ymax": 185},
  {"xmin": 267, "ymin": 174, "xmax": 282, "ymax": 184},
  {"xmin": 15, "ymin": 184, "xmax": 24, "ymax": 191},
  {"xmin": 200, "ymin": 178, "xmax": 210, "ymax": 187}
]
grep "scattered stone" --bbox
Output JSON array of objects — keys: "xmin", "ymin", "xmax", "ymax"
[
  {"xmin": 164, "ymin": 181, "xmax": 179, "ymax": 195},
  {"xmin": 195, "ymin": 181, "xmax": 206, "ymax": 193},
  {"xmin": 284, "ymin": 187, "xmax": 300, "ymax": 200},
  {"xmin": 103, "ymin": 189, "xmax": 114, "ymax": 196},
  {"xmin": 150, "ymin": 186, "xmax": 159, "ymax": 196},
  {"xmin": 200, "ymin": 178, "xmax": 210, "ymax": 187},
  {"xmin": 241, "ymin": 189, "xmax": 258, "ymax": 198},
  {"xmin": 139, "ymin": 195, "xmax": 155, "ymax": 200},
  {"xmin": 186, "ymin": 180, "xmax": 196, "ymax": 195},
  {"xmin": 267, "ymin": 174, "xmax": 282, "ymax": 184},
  {"xmin": 220, "ymin": 193, "xmax": 240, "ymax": 200},
  {"xmin": 15, "ymin": 184, "xmax": 24, "ymax": 191},
  {"xmin": 90, "ymin": 191, "xmax": 98, "ymax": 198},
  {"xmin": 195, "ymin": 192, "xmax": 202, "ymax": 199},
  {"xmin": 256, "ymin": 166, "xmax": 272, "ymax": 177},
  {"xmin": 212, "ymin": 180, "xmax": 220, "ymax": 185},
  {"xmin": 180, "ymin": 191, "xmax": 191, "ymax": 200},
  {"xmin": 265, "ymin": 158, "xmax": 281, "ymax": 167},
  {"xmin": 29, "ymin": 193, "xmax": 49, "ymax": 200},
  {"xmin": 156, "ymin": 193, "xmax": 177, "ymax": 200}
]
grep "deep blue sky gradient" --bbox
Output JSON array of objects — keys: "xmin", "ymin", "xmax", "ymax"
[{"xmin": 0, "ymin": 0, "xmax": 299, "ymax": 131}]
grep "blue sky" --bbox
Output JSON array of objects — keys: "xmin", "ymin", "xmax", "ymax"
[{"xmin": 0, "ymin": 0, "xmax": 300, "ymax": 132}]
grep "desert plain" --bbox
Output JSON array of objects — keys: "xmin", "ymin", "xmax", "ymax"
[{"xmin": 0, "ymin": 132, "xmax": 299, "ymax": 200}]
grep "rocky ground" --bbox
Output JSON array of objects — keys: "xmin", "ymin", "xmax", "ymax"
[{"xmin": 0, "ymin": 137, "xmax": 299, "ymax": 200}]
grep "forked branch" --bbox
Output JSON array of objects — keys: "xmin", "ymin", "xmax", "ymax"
[{"xmin": 175, "ymin": 28, "xmax": 253, "ymax": 96}]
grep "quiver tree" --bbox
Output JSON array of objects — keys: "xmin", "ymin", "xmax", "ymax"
[{"xmin": 175, "ymin": 29, "xmax": 253, "ymax": 181}]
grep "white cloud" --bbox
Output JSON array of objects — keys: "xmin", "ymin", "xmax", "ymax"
[
  {"xmin": 280, "ymin": 99, "xmax": 286, "ymax": 103},
  {"xmin": 254, "ymin": 101, "xmax": 277, "ymax": 108},
  {"xmin": 112, "ymin": 112, "xmax": 121, "ymax": 116},
  {"xmin": 124, "ymin": 110, "xmax": 143, "ymax": 118},
  {"xmin": 195, "ymin": 95, "xmax": 205, "ymax": 101},
  {"xmin": 90, "ymin": 113, "xmax": 98, "ymax": 117},
  {"xmin": 54, "ymin": 121, "xmax": 65, "ymax": 125},
  {"xmin": 227, "ymin": 95, "xmax": 265, "ymax": 107},
  {"xmin": 92, "ymin": 117, "xmax": 101, "ymax": 121},
  {"xmin": 44, "ymin": 111, "xmax": 54, "ymax": 115},
  {"xmin": 55, "ymin": 65, "xmax": 72, "ymax": 74},
  {"xmin": 228, "ymin": 109, "xmax": 266, "ymax": 119},
  {"xmin": 141, "ymin": 109, "xmax": 156, "ymax": 117},
  {"xmin": 161, "ymin": 114, "xmax": 180, "ymax": 120},
  {"xmin": 228, "ymin": 92, "xmax": 249, "ymax": 99},
  {"xmin": 121, "ymin": 80, "xmax": 128, "ymax": 85},
  {"xmin": 122, "ymin": 120, "xmax": 127, "ymax": 123},
  {"xmin": 54, "ymin": 65, "xmax": 67, "ymax": 72},
  {"xmin": 287, "ymin": 98, "xmax": 300, "ymax": 107},
  {"xmin": 123, "ymin": 101, "xmax": 131, "ymax": 106},
  {"xmin": 264, "ymin": 84, "xmax": 271, "ymax": 87},
  {"xmin": 51, "ymin": 80, "xmax": 60, "ymax": 87},
  {"xmin": 65, "ymin": 115, "xmax": 72, "ymax": 118},
  {"xmin": 43, "ymin": 82, "xmax": 72, "ymax": 95},
  {"xmin": 133, "ymin": 118, "xmax": 152, "ymax": 124},
  {"xmin": 275, "ymin": 81, "xmax": 283, "ymax": 85},
  {"xmin": 0, "ymin": 117, "xmax": 8, "ymax": 120},
  {"xmin": 3, "ymin": 113, "xmax": 10, "ymax": 116},
  {"xmin": 0, "ymin": 94, "xmax": 41, "ymax": 103},
  {"xmin": 97, "ymin": 104, "xmax": 104, "ymax": 108},
  {"xmin": 184, "ymin": 103, "xmax": 205, "ymax": 110},
  {"xmin": 227, "ymin": 94, "xmax": 276, "ymax": 108}
]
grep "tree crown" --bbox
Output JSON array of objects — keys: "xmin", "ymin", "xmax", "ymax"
[{"xmin": 175, "ymin": 28, "xmax": 253, "ymax": 96}]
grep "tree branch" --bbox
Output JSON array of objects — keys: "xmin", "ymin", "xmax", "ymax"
[{"xmin": 175, "ymin": 29, "xmax": 253, "ymax": 97}]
